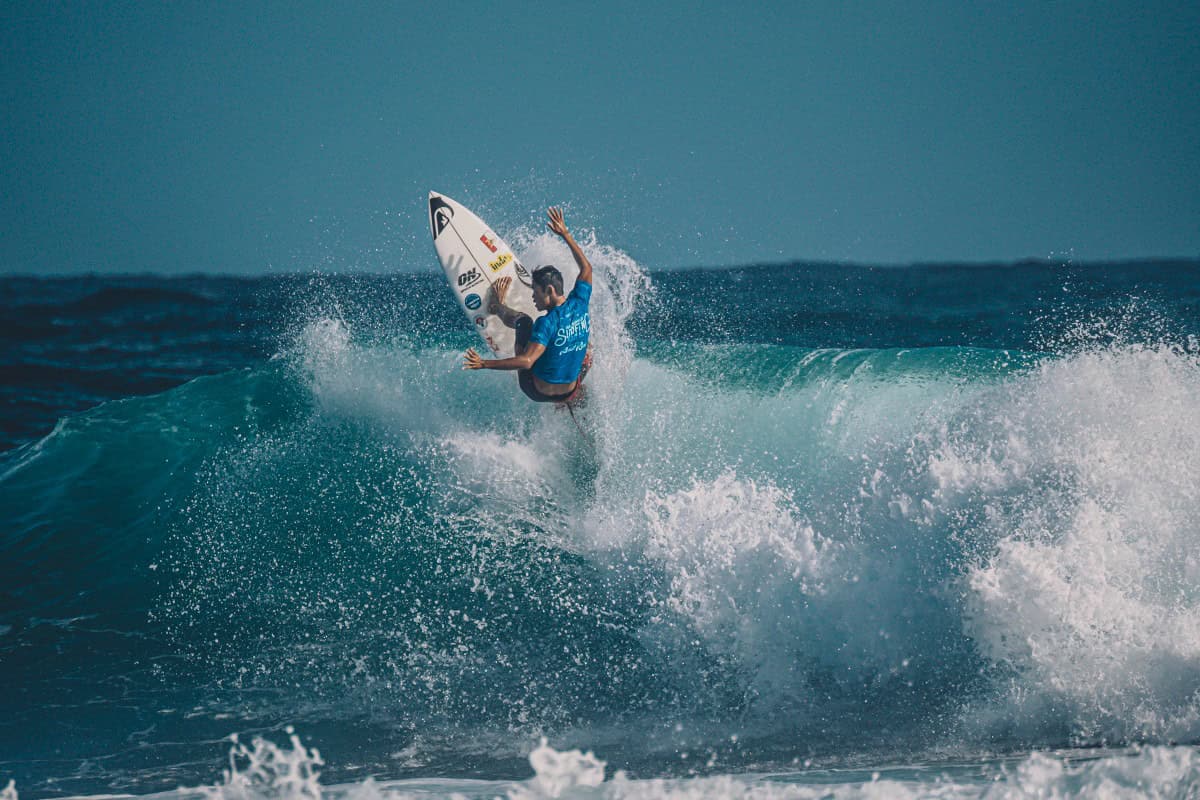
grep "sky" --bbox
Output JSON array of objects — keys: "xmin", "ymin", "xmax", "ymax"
[{"xmin": 2, "ymin": 1, "xmax": 1198, "ymax": 274}]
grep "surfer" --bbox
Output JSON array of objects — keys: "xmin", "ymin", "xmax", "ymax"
[{"xmin": 462, "ymin": 207, "xmax": 592, "ymax": 405}]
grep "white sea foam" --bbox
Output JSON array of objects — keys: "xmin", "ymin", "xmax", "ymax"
[
  {"xmin": 202, "ymin": 727, "xmax": 323, "ymax": 800},
  {"xmin": 151, "ymin": 734, "xmax": 1200, "ymax": 800},
  {"xmin": 572, "ymin": 340, "xmax": 1200, "ymax": 738},
  {"xmin": 507, "ymin": 739, "xmax": 607, "ymax": 799},
  {"xmin": 639, "ymin": 472, "xmax": 832, "ymax": 703},
  {"xmin": 949, "ymin": 345, "xmax": 1200, "ymax": 740}
]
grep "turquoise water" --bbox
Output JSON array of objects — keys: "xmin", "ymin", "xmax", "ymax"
[{"xmin": 2, "ymin": 247, "xmax": 1200, "ymax": 798}]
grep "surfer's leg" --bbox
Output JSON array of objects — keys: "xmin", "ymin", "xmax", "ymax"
[
  {"xmin": 556, "ymin": 383, "xmax": 586, "ymax": 409},
  {"xmin": 545, "ymin": 346, "xmax": 593, "ymax": 408},
  {"xmin": 518, "ymin": 370, "xmax": 549, "ymax": 402},
  {"xmin": 578, "ymin": 346, "xmax": 593, "ymax": 383},
  {"xmin": 513, "ymin": 314, "xmax": 533, "ymax": 355},
  {"xmin": 512, "ymin": 315, "xmax": 549, "ymax": 402}
]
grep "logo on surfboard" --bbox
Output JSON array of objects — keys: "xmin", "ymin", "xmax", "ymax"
[
  {"xmin": 514, "ymin": 261, "xmax": 532, "ymax": 287},
  {"xmin": 480, "ymin": 234, "xmax": 498, "ymax": 253},
  {"xmin": 488, "ymin": 253, "xmax": 512, "ymax": 272},
  {"xmin": 457, "ymin": 268, "xmax": 483, "ymax": 291},
  {"xmin": 464, "ymin": 293, "xmax": 482, "ymax": 310},
  {"xmin": 429, "ymin": 196, "xmax": 454, "ymax": 239}
]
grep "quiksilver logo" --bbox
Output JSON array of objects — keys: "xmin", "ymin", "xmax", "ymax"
[
  {"xmin": 515, "ymin": 262, "xmax": 532, "ymax": 287},
  {"xmin": 430, "ymin": 196, "xmax": 454, "ymax": 239}
]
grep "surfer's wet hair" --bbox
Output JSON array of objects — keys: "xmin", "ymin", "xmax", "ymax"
[{"xmin": 532, "ymin": 265, "xmax": 564, "ymax": 295}]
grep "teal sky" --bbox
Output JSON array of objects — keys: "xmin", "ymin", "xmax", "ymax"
[{"xmin": 2, "ymin": 1, "xmax": 1198, "ymax": 274}]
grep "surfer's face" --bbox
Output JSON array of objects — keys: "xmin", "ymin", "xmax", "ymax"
[{"xmin": 532, "ymin": 282, "xmax": 556, "ymax": 311}]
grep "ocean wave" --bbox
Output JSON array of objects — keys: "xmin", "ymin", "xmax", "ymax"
[
  {"xmin": 4, "ymin": 329, "xmax": 1199, "ymax": 755},
  {"xmin": 3, "ymin": 244, "xmax": 1200, "ymax": 792}
]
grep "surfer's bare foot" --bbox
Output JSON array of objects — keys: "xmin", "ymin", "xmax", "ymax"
[{"xmin": 488, "ymin": 276, "xmax": 512, "ymax": 313}]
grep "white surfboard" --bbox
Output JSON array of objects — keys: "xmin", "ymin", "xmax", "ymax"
[{"xmin": 428, "ymin": 191, "xmax": 538, "ymax": 358}]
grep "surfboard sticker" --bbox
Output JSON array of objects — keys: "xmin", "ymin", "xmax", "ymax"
[{"xmin": 514, "ymin": 261, "xmax": 532, "ymax": 287}]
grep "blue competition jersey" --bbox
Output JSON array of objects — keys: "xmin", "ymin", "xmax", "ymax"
[{"xmin": 529, "ymin": 280, "xmax": 592, "ymax": 384}]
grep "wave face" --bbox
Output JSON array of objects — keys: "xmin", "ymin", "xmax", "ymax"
[{"xmin": 2, "ymin": 257, "xmax": 1200, "ymax": 796}]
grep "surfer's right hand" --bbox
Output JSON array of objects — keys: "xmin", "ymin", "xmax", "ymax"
[{"xmin": 463, "ymin": 348, "xmax": 485, "ymax": 370}]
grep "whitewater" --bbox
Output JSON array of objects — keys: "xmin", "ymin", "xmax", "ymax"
[{"xmin": 2, "ymin": 242, "xmax": 1199, "ymax": 798}]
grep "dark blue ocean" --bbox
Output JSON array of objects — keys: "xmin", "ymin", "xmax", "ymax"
[{"xmin": 3, "ymin": 251, "xmax": 1200, "ymax": 798}]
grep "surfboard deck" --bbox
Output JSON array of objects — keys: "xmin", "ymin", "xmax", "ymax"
[{"xmin": 428, "ymin": 191, "xmax": 538, "ymax": 358}]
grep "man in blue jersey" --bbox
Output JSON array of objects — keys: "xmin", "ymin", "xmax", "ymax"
[{"xmin": 462, "ymin": 207, "xmax": 593, "ymax": 404}]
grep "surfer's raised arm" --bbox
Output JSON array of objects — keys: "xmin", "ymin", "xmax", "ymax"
[{"xmin": 547, "ymin": 207, "xmax": 592, "ymax": 286}]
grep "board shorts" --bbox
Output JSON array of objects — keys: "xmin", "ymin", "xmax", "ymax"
[{"xmin": 514, "ymin": 314, "xmax": 591, "ymax": 404}]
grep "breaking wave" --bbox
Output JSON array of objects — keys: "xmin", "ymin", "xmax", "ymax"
[{"xmin": 3, "ymin": 243, "xmax": 1200, "ymax": 792}]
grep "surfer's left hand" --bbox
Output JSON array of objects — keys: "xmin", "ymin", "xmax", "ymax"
[
  {"xmin": 547, "ymin": 207, "xmax": 569, "ymax": 238},
  {"xmin": 463, "ymin": 348, "xmax": 486, "ymax": 370}
]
